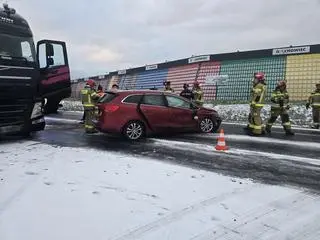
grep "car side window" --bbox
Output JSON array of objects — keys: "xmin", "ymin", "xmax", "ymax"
[
  {"xmin": 123, "ymin": 95, "xmax": 142, "ymax": 104},
  {"xmin": 166, "ymin": 95, "xmax": 191, "ymax": 109},
  {"xmin": 142, "ymin": 94, "xmax": 165, "ymax": 106}
]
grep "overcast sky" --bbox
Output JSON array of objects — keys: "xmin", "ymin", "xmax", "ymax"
[{"xmin": 7, "ymin": 0, "xmax": 320, "ymax": 79}]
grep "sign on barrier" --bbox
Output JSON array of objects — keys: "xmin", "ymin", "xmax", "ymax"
[
  {"xmin": 272, "ymin": 46, "xmax": 310, "ymax": 55},
  {"xmin": 205, "ymin": 75, "xmax": 229, "ymax": 85},
  {"xmin": 146, "ymin": 64, "xmax": 158, "ymax": 70},
  {"xmin": 188, "ymin": 55, "xmax": 210, "ymax": 64}
]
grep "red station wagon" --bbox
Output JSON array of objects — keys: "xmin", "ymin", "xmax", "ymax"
[{"xmin": 93, "ymin": 90, "xmax": 222, "ymax": 140}]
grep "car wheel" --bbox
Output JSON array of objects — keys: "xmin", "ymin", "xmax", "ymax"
[
  {"xmin": 123, "ymin": 121, "xmax": 145, "ymax": 140},
  {"xmin": 199, "ymin": 118, "xmax": 214, "ymax": 133}
]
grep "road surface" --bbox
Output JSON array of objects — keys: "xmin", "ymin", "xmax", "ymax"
[
  {"xmin": 1, "ymin": 111, "xmax": 320, "ymax": 240},
  {"xmin": 2, "ymin": 111, "xmax": 319, "ymax": 192}
]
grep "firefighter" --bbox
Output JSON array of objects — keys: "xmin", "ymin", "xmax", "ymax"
[
  {"xmin": 246, "ymin": 72, "xmax": 267, "ymax": 136},
  {"xmin": 164, "ymin": 81, "xmax": 174, "ymax": 92},
  {"xmin": 80, "ymin": 79, "xmax": 100, "ymax": 133},
  {"xmin": 180, "ymin": 83, "xmax": 194, "ymax": 100},
  {"xmin": 306, "ymin": 83, "xmax": 320, "ymax": 129},
  {"xmin": 95, "ymin": 84, "xmax": 105, "ymax": 118},
  {"xmin": 97, "ymin": 84, "xmax": 105, "ymax": 97},
  {"xmin": 266, "ymin": 80, "xmax": 294, "ymax": 135},
  {"xmin": 111, "ymin": 84, "xmax": 119, "ymax": 92},
  {"xmin": 192, "ymin": 81, "xmax": 204, "ymax": 106}
]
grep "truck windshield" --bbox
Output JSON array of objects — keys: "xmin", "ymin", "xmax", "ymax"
[{"xmin": 0, "ymin": 33, "xmax": 36, "ymax": 62}]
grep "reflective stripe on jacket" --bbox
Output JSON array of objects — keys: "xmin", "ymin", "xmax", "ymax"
[
  {"xmin": 81, "ymin": 86, "xmax": 99, "ymax": 107},
  {"xmin": 193, "ymin": 88, "xmax": 204, "ymax": 104},
  {"xmin": 164, "ymin": 87, "xmax": 174, "ymax": 93},
  {"xmin": 270, "ymin": 89, "xmax": 289, "ymax": 108},
  {"xmin": 250, "ymin": 83, "xmax": 266, "ymax": 107},
  {"xmin": 308, "ymin": 90, "xmax": 320, "ymax": 108}
]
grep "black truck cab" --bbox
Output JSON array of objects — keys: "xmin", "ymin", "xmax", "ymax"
[{"xmin": 0, "ymin": 4, "xmax": 71, "ymax": 136}]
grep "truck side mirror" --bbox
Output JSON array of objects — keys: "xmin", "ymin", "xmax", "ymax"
[
  {"xmin": 46, "ymin": 43, "xmax": 54, "ymax": 57},
  {"xmin": 47, "ymin": 57, "xmax": 54, "ymax": 66}
]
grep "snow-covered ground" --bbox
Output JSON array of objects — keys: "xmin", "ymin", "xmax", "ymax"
[
  {"xmin": 208, "ymin": 104, "xmax": 313, "ymax": 127},
  {"xmin": 60, "ymin": 99, "xmax": 313, "ymax": 127},
  {"xmin": 1, "ymin": 141, "xmax": 320, "ymax": 240}
]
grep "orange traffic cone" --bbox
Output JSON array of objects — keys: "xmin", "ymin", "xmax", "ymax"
[{"xmin": 215, "ymin": 129, "xmax": 229, "ymax": 151}]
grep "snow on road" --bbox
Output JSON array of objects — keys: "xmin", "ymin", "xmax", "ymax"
[
  {"xmin": 151, "ymin": 138, "xmax": 320, "ymax": 167},
  {"xmin": 1, "ymin": 141, "xmax": 320, "ymax": 240}
]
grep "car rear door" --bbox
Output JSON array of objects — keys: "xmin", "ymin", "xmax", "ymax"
[
  {"xmin": 139, "ymin": 93, "xmax": 171, "ymax": 132},
  {"xmin": 165, "ymin": 94, "xmax": 198, "ymax": 131}
]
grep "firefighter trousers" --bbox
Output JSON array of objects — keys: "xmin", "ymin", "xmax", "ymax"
[
  {"xmin": 312, "ymin": 107, "xmax": 320, "ymax": 128},
  {"xmin": 248, "ymin": 106, "xmax": 264, "ymax": 135},
  {"xmin": 84, "ymin": 106, "xmax": 97, "ymax": 133},
  {"xmin": 266, "ymin": 107, "xmax": 292, "ymax": 132}
]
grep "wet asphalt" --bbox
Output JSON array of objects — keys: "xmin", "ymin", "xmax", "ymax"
[{"xmin": 1, "ymin": 111, "xmax": 320, "ymax": 192}]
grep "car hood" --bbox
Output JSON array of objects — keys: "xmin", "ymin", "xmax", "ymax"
[{"xmin": 199, "ymin": 106, "xmax": 217, "ymax": 112}]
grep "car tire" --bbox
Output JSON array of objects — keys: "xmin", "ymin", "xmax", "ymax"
[
  {"xmin": 123, "ymin": 120, "xmax": 145, "ymax": 140},
  {"xmin": 199, "ymin": 118, "xmax": 215, "ymax": 133}
]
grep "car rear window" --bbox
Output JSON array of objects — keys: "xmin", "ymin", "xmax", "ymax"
[
  {"xmin": 98, "ymin": 92, "xmax": 117, "ymax": 103},
  {"xmin": 122, "ymin": 94, "xmax": 143, "ymax": 104}
]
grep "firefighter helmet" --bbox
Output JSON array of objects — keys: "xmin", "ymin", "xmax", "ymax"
[
  {"xmin": 183, "ymin": 83, "xmax": 189, "ymax": 89},
  {"xmin": 86, "ymin": 79, "xmax": 96, "ymax": 88},
  {"xmin": 277, "ymin": 80, "xmax": 287, "ymax": 88},
  {"xmin": 254, "ymin": 72, "xmax": 265, "ymax": 80}
]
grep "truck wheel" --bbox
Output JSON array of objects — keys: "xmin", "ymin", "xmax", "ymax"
[
  {"xmin": 22, "ymin": 131, "xmax": 32, "ymax": 138},
  {"xmin": 44, "ymin": 102, "xmax": 59, "ymax": 114},
  {"xmin": 123, "ymin": 121, "xmax": 145, "ymax": 140}
]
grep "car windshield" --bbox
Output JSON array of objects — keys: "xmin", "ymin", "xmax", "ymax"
[{"xmin": 0, "ymin": 33, "xmax": 36, "ymax": 62}]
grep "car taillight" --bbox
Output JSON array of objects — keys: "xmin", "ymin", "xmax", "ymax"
[{"xmin": 104, "ymin": 104, "xmax": 120, "ymax": 113}]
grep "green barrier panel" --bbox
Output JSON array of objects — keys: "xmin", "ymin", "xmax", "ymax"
[{"xmin": 217, "ymin": 57, "xmax": 286, "ymax": 102}]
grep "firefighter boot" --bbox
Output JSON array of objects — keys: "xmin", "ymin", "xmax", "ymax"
[
  {"xmin": 265, "ymin": 124, "xmax": 271, "ymax": 134},
  {"xmin": 285, "ymin": 129, "xmax": 295, "ymax": 136}
]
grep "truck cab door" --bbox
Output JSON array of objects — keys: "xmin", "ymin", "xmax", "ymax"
[{"xmin": 37, "ymin": 40, "xmax": 71, "ymax": 113}]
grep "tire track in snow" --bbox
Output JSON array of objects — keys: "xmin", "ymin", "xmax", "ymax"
[
  {"xmin": 286, "ymin": 217, "xmax": 320, "ymax": 240},
  {"xmin": 260, "ymin": 212, "xmax": 320, "ymax": 240},
  {"xmin": 190, "ymin": 191, "xmax": 320, "ymax": 240},
  {"xmin": 109, "ymin": 184, "xmax": 264, "ymax": 240}
]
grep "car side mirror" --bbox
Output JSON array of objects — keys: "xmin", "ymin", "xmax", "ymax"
[{"xmin": 46, "ymin": 43, "xmax": 54, "ymax": 57}]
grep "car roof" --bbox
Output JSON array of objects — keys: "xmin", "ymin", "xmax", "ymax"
[{"xmin": 106, "ymin": 89, "xmax": 174, "ymax": 95}]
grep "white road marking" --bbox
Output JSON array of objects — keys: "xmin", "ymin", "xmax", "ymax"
[
  {"xmin": 151, "ymin": 138, "xmax": 320, "ymax": 166},
  {"xmin": 191, "ymin": 133, "xmax": 320, "ymax": 150},
  {"xmin": 222, "ymin": 121, "xmax": 319, "ymax": 132}
]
